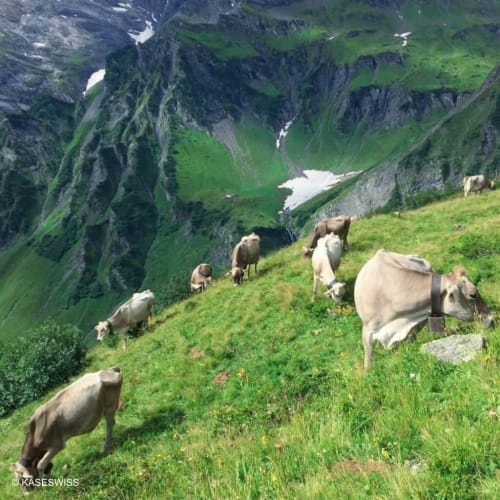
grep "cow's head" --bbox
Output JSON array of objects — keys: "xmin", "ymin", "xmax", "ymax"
[
  {"xmin": 95, "ymin": 321, "xmax": 112, "ymax": 341},
  {"xmin": 490, "ymin": 180, "xmax": 496, "ymax": 190},
  {"xmin": 10, "ymin": 460, "xmax": 39, "ymax": 494},
  {"xmin": 302, "ymin": 246, "xmax": 313, "ymax": 257},
  {"xmin": 443, "ymin": 267, "xmax": 494, "ymax": 326},
  {"xmin": 325, "ymin": 281, "xmax": 346, "ymax": 304},
  {"xmin": 226, "ymin": 266, "xmax": 244, "ymax": 286}
]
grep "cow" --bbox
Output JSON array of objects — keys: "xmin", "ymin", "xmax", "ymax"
[
  {"xmin": 311, "ymin": 233, "xmax": 346, "ymax": 303},
  {"xmin": 10, "ymin": 367, "xmax": 123, "ymax": 493},
  {"xmin": 302, "ymin": 215, "xmax": 351, "ymax": 256},
  {"xmin": 95, "ymin": 289, "xmax": 155, "ymax": 341},
  {"xmin": 227, "ymin": 232, "xmax": 261, "ymax": 286},
  {"xmin": 463, "ymin": 175, "xmax": 495, "ymax": 198},
  {"xmin": 190, "ymin": 263, "xmax": 212, "ymax": 293},
  {"xmin": 354, "ymin": 250, "xmax": 495, "ymax": 370}
]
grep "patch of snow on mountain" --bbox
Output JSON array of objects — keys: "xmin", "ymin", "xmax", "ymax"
[
  {"xmin": 83, "ymin": 69, "xmax": 105, "ymax": 97},
  {"xmin": 276, "ymin": 118, "xmax": 295, "ymax": 149},
  {"xmin": 394, "ymin": 32, "xmax": 411, "ymax": 47},
  {"xmin": 129, "ymin": 21, "xmax": 154, "ymax": 44},
  {"xmin": 278, "ymin": 170, "xmax": 359, "ymax": 210}
]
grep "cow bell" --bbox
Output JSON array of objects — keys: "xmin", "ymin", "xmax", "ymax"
[{"xmin": 428, "ymin": 314, "xmax": 445, "ymax": 333}]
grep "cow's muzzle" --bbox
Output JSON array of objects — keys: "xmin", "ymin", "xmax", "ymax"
[{"xmin": 483, "ymin": 314, "xmax": 495, "ymax": 328}]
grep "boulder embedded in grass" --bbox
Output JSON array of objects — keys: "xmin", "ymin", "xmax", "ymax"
[{"xmin": 420, "ymin": 334, "xmax": 487, "ymax": 364}]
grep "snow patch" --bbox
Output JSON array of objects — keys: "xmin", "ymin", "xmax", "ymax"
[
  {"xmin": 278, "ymin": 170, "xmax": 359, "ymax": 210},
  {"xmin": 276, "ymin": 118, "xmax": 295, "ymax": 149},
  {"xmin": 129, "ymin": 21, "xmax": 154, "ymax": 44},
  {"xmin": 83, "ymin": 69, "xmax": 105, "ymax": 97},
  {"xmin": 33, "ymin": 42, "xmax": 47, "ymax": 49},
  {"xmin": 394, "ymin": 32, "xmax": 411, "ymax": 47}
]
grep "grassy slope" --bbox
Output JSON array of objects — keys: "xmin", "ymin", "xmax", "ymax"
[
  {"xmin": 0, "ymin": 245, "xmax": 123, "ymax": 342},
  {"xmin": 0, "ymin": 191, "xmax": 498, "ymax": 499}
]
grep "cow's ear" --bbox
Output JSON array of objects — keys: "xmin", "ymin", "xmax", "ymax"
[
  {"xmin": 224, "ymin": 271, "xmax": 231, "ymax": 277},
  {"xmin": 9, "ymin": 463, "xmax": 16, "ymax": 472}
]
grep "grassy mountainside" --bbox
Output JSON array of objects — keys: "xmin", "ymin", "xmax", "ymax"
[{"xmin": 0, "ymin": 191, "xmax": 498, "ymax": 499}]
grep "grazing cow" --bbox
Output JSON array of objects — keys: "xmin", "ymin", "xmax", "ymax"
[
  {"xmin": 95, "ymin": 289, "xmax": 155, "ymax": 341},
  {"xmin": 10, "ymin": 367, "xmax": 122, "ymax": 493},
  {"xmin": 190, "ymin": 263, "xmax": 212, "ymax": 293},
  {"xmin": 227, "ymin": 232, "xmax": 261, "ymax": 286},
  {"xmin": 354, "ymin": 250, "xmax": 495, "ymax": 369},
  {"xmin": 311, "ymin": 233, "xmax": 346, "ymax": 303},
  {"xmin": 463, "ymin": 175, "xmax": 495, "ymax": 198},
  {"xmin": 302, "ymin": 215, "xmax": 351, "ymax": 256}
]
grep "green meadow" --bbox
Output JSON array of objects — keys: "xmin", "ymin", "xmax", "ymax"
[{"xmin": 0, "ymin": 190, "xmax": 498, "ymax": 499}]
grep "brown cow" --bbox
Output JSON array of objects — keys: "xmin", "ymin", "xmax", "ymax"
[
  {"xmin": 227, "ymin": 232, "xmax": 261, "ymax": 286},
  {"xmin": 354, "ymin": 250, "xmax": 494, "ymax": 369},
  {"xmin": 463, "ymin": 175, "xmax": 495, "ymax": 198},
  {"xmin": 302, "ymin": 215, "xmax": 351, "ymax": 256},
  {"xmin": 190, "ymin": 263, "xmax": 212, "ymax": 293},
  {"xmin": 10, "ymin": 367, "xmax": 123, "ymax": 493}
]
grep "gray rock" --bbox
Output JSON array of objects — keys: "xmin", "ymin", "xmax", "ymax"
[{"xmin": 420, "ymin": 334, "xmax": 487, "ymax": 364}]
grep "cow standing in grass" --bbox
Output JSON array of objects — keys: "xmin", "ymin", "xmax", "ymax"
[
  {"xmin": 10, "ymin": 367, "xmax": 123, "ymax": 493},
  {"xmin": 228, "ymin": 232, "xmax": 261, "ymax": 286},
  {"xmin": 95, "ymin": 290, "xmax": 155, "ymax": 341},
  {"xmin": 302, "ymin": 215, "xmax": 351, "ymax": 256},
  {"xmin": 311, "ymin": 233, "xmax": 345, "ymax": 303},
  {"xmin": 190, "ymin": 263, "xmax": 212, "ymax": 293},
  {"xmin": 354, "ymin": 250, "xmax": 495, "ymax": 370},
  {"xmin": 463, "ymin": 175, "xmax": 495, "ymax": 198}
]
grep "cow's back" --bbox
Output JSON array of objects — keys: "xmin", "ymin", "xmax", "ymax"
[
  {"xmin": 121, "ymin": 291, "xmax": 154, "ymax": 323},
  {"xmin": 232, "ymin": 241, "xmax": 248, "ymax": 268},
  {"xmin": 241, "ymin": 233, "xmax": 260, "ymax": 264},
  {"xmin": 31, "ymin": 368, "xmax": 122, "ymax": 445},
  {"xmin": 325, "ymin": 234, "xmax": 342, "ymax": 270},
  {"xmin": 354, "ymin": 250, "xmax": 431, "ymax": 324}
]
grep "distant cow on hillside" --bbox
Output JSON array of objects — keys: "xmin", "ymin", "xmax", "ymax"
[
  {"xmin": 190, "ymin": 263, "xmax": 212, "ymax": 293},
  {"xmin": 95, "ymin": 290, "xmax": 155, "ymax": 341},
  {"xmin": 303, "ymin": 215, "xmax": 351, "ymax": 256},
  {"xmin": 463, "ymin": 175, "xmax": 495, "ymax": 198},
  {"xmin": 227, "ymin": 232, "xmax": 261, "ymax": 286}
]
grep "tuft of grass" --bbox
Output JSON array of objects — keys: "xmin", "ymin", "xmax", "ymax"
[{"xmin": 0, "ymin": 191, "xmax": 498, "ymax": 498}]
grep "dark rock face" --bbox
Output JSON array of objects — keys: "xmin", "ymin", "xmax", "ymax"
[{"xmin": 0, "ymin": 0, "xmax": 184, "ymax": 112}]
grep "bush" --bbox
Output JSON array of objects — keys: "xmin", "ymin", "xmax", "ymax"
[{"xmin": 0, "ymin": 319, "xmax": 88, "ymax": 417}]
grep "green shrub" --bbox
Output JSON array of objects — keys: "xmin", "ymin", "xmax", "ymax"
[{"xmin": 0, "ymin": 319, "xmax": 87, "ymax": 416}]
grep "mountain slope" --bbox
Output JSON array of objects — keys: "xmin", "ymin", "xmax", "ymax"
[
  {"xmin": 0, "ymin": 191, "xmax": 498, "ymax": 499},
  {"xmin": 0, "ymin": 0, "xmax": 499, "ymax": 339}
]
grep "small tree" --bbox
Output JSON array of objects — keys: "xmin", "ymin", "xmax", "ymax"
[{"xmin": 0, "ymin": 319, "xmax": 88, "ymax": 417}]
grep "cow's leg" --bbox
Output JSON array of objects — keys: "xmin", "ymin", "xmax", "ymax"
[
  {"xmin": 362, "ymin": 325, "xmax": 374, "ymax": 370},
  {"xmin": 37, "ymin": 446, "xmax": 63, "ymax": 477},
  {"xmin": 311, "ymin": 275, "xmax": 318, "ymax": 302},
  {"xmin": 101, "ymin": 413, "xmax": 117, "ymax": 454}
]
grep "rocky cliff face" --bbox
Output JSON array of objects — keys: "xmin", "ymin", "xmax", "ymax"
[{"xmin": 0, "ymin": 0, "xmax": 185, "ymax": 113}]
